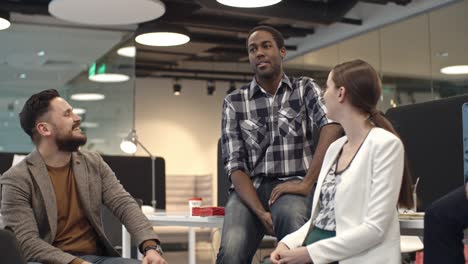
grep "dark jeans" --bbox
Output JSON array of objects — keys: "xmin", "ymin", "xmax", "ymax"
[
  {"xmin": 216, "ymin": 178, "xmax": 314, "ymax": 264},
  {"xmin": 424, "ymin": 185, "xmax": 468, "ymax": 264},
  {"xmin": 28, "ymin": 255, "xmax": 140, "ymax": 264}
]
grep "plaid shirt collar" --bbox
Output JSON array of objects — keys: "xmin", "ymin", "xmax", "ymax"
[{"xmin": 248, "ymin": 73, "xmax": 293, "ymax": 99}]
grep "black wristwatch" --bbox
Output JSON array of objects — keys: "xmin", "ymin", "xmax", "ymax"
[{"xmin": 144, "ymin": 244, "xmax": 164, "ymax": 256}]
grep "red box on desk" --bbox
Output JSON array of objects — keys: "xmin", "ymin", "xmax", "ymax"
[{"xmin": 192, "ymin": 207, "xmax": 225, "ymax": 216}]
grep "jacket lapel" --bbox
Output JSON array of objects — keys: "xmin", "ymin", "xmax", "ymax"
[
  {"xmin": 71, "ymin": 152, "xmax": 92, "ymax": 221},
  {"xmin": 310, "ymin": 137, "xmax": 348, "ymax": 220},
  {"xmin": 26, "ymin": 149, "xmax": 58, "ymax": 238}
]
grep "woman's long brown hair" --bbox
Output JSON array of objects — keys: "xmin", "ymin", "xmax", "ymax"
[{"xmin": 331, "ymin": 59, "xmax": 414, "ymax": 209}]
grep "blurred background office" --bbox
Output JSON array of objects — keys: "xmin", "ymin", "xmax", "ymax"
[{"xmin": 0, "ymin": 0, "xmax": 467, "ymax": 263}]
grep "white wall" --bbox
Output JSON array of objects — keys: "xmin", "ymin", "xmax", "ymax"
[{"xmin": 135, "ymin": 77, "xmax": 235, "ymax": 205}]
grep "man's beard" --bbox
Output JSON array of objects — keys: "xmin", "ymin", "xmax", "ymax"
[
  {"xmin": 253, "ymin": 64, "xmax": 280, "ymax": 81},
  {"xmin": 55, "ymin": 132, "xmax": 87, "ymax": 152}
]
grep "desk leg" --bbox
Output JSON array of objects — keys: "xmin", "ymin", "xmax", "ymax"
[
  {"xmin": 189, "ymin": 227, "xmax": 196, "ymax": 264},
  {"xmin": 122, "ymin": 225, "xmax": 131, "ymax": 258}
]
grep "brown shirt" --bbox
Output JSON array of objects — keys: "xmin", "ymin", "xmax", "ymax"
[{"xmin": 47, "ymin": 161, "xmax": 99, "ymax": 257}]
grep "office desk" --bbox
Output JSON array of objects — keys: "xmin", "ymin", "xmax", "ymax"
[
  {"xmin": 400, "ymin": 219, "xmax": 424, "ymax": 230},
  {"xmin": 122, "ymin": 213, "xmax": 223, "ymax": 264},
  {"xmin": 122, "ymin": 213, "xmax": 424, "ymax": 264}
]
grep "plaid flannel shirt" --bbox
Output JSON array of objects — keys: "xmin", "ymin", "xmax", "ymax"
[{"xmin": 221, "ymin": 74, "xmax": 332, "ymax": 189}]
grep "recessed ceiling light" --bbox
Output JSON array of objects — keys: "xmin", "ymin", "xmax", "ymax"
[
  {"xmin": 0, "ymin": 12, "xmax": 11, "ymax": 31},
  {"xmin": 89, "ymin": 73, "xmax": 130, "ymax": 83},
  {"xmin": 436, "ymin": 51, "xmax": 448, "ymax": 57},
  {"xmin": 88, "ymin": 138, "xmax": 106, "ymax": 144},
  {"xmin": 72, "ymin": 108, "xmax": 86, "ymax": 115},
  {"xmin": 71, "ymin": 93, "xmax": 105, "ymax": 101},
  {"xmin": 88, "ymin": 62, "xmax": 130, "ymax": 83},
  {"xmin": 37, "ymin": 50, "xmax": 46, "ymax": 57},
  {"xmin": 18, "ymin": 73, "xmax": 27, "ymax": 79},
  {"xmin": 135, "ymin": 32, "xmax": 190, "ymax": 46},
  {"xmin": 117, "ymin": 46, "xmax": 136, "ymax": 58},
  {"xmin": 81, "ymin": 122, "xmax": 99, "ymax": 128},
  {"xmin": 216, "ymin": 0, "xmax": 281, "ymax": 8},
  {"xmin": 440, "ymin": 65, "xmax": 468, "ymax": 75}
]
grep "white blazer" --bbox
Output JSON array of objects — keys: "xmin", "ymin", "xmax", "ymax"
[{"xmin": 281, "ymin": 128, "xmax": 404, "ymax": 264}]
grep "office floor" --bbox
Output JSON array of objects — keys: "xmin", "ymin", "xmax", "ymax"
[{"xmin": 163, "ymin": 241, "xmax": 275, "ymax": 264}]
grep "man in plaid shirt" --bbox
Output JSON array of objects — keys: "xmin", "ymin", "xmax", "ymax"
[{"xmin": 216, "ymin": 26, "xmax": 342, "ymax": 264}]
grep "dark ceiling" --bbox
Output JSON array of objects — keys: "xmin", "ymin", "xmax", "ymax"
[{"xmin": 1, "ymin": 0, "xmax": 412, "ymax": 81}]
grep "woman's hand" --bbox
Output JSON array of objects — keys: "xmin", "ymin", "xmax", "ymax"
[
  {"xmin": 277, "ymin": 246, "xmax": 312, "ymax": 264},
  {"xmin": 270, "ymin": 242, "xmax": 290, "ymax": 263}
]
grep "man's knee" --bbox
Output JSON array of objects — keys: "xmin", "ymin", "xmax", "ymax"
[
  {"xmin": 217, "ymin": 230, "xmax": 251, "ymax": 264},
  {"xmin": 271, "ymin": 195, "xmax": 308, "ymax": 222}
]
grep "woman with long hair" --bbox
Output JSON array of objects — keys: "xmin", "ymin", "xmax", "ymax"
[{"xmin": 270, "ymin": 59, "xmax": 413, "ymax": 264}]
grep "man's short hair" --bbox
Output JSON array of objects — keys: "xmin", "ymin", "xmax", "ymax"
[
  {"xmin": 19, "ymin": 89, "xmax": 60, "ymax": 141},
  {"xmin": 246, "ymin": 25, "xmax": 285, "ymax": 49}
]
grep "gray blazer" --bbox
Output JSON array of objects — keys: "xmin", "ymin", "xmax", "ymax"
[{"xmin": 0, "ymin": 149, "xmax": 159, "ymax": 264}]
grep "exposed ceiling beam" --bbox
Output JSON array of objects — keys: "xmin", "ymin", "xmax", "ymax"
[
  {"xmin": 162, "ymin": 14, "xmax": 315, "ymax": 38},
  {"xmin": 188, "ymin": 33, "xmax": 297, "ymax": 51},
  {"xmin": 0, "ymin": 2, "xmax": 49, "ymax": 15},
  {"xmin": 196, "ymin": 0, "xmax": 359, "ymax": 25},
  {"xmin": 340, "ymin": 17, "xmax": 363, "ymax": 25},
  {"xmin": 361, "ymin": 0, "xmax": 412, "ymax": 5}
]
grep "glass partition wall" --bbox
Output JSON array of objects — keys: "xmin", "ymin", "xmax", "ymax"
[
  {"xmin": 285, "ymin": 0, "xmax": 468, "ymax": 112},
  {"xmin": 0, "ymin": 22, "xmax": 135, "ymax": 154},
  {"xmin": 1, "ymin": 1, "xmax": 467, "ymax": 154}
]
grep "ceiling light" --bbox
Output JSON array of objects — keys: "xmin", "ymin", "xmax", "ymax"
[
  {"xmin": 18, "ymin": 73, "xmax": 27, "ymax": 79},
  {"xmin": 136, "ymin": 32, "xmax": 190, "ymax": 46},
  {"xmin": 117, "ymin": 46, "xmax": 136, "ymax": 58},
  {"xmin": 88, "ymin": 138, "xmax": 106, "ymax": 144},
  {"xmin": 436, "ymin": 51, "xmax": 448, "ymax": 57},
  {"xmin": 37, "ymin": 50, "xmax": 46, "ymax": 57},
  {"xmin": 71, "ymin": 93, "xmax": 105, "ymax": 101},
  {"xmin": 88, "ymin": 62, "xmax": 130, "ymax": 83},
  {"xmin": 136, "ymin": 23, "xmax": 190, "ymax": 47},
  {"xmin": 216, "ymin": 0, "xmax": 281, "ymax": 8},
  {"xmin": 49, "ymin": 0, "xmax": 165, "ymax": 25},
  {"xmin": 227, "ymin": 81, "xmax": 236, "ymax": 94},
  {"xmin": 173, "ymin": 83, "xmax": 182, "ymax": 96},
  {"xmin": 207, "ymin": 80, "xmax": 215, "ymax": 96},
  {"xmin": 440, "ymin": 65, "xmax": 468, "ymax": 75},
  {"xmin": 81, "ymin": 122, "xmax": 99, "ymax": 128},
  {"xmin": 0, "ymin": 11, "xmax": 11, "ymax": 30},
  {"xmin": 72, "ymin": 108, "xmax": 86, "ymax": 115},
  {"xmin": 89, "ymin": 73, "xmax": 130, "ymax": 83}
]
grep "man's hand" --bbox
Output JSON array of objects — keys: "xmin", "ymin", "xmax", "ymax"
[
  {"xmin": 269, "ymin": 181, "xmax": 309, "ymax": 205},
  {"xmin": 277, "ymin": 246, "xmax": 312, "ymax": 264},
  {"xmin": 258, "ymin": 211, "xmax": 275, "ymax": 236},
  {"xmin": 142, "ymin": 250, "xmax": 168, "ymax": 264},
  {"xmin": 270, "ymin": 242, "xmax": 290, "ymax": 264}
]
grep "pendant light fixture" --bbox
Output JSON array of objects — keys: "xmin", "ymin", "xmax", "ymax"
[
  {"xmin": 49, "ymin": 0, "xmax": 165, "ymax": 25},
  {"xmin": 88, "ymin": 62, "xmax": 130, "ymax": 83},
  {"xmin": 136, "ymin": 22, "xmax": 190, "ymax": 47},
  {"xmin": 0, "ymin": 11, "xmax": 11, "ymax": 31},
  {"xmin": 216, "ymin": 0, "xmax": 281, "ymax": 8}
]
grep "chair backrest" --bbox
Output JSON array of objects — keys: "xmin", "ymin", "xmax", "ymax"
[{"xmin": 0, "ymin": 229, "xmax": 27, "ymax": 264}]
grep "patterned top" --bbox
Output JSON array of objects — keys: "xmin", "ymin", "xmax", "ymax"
[
  {"xmin": 313, "ymin": 157, "xmax": 342, "ymax": 231},
  {"xmin": 221, "ymin": 74, "xmax": 331, "ymax": 189}
]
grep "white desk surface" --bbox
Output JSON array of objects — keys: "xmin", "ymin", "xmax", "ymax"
[
  {"xmin": 144, "ymin": 212, "xmax": 423, "ymax": 230},
  {"xmin": 399, "ymin": 219, "xmax": 424, "ymax": 229},
  {"xmin": 146, "ymin": 212, "xmax": 224, "ymax": 228}
]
